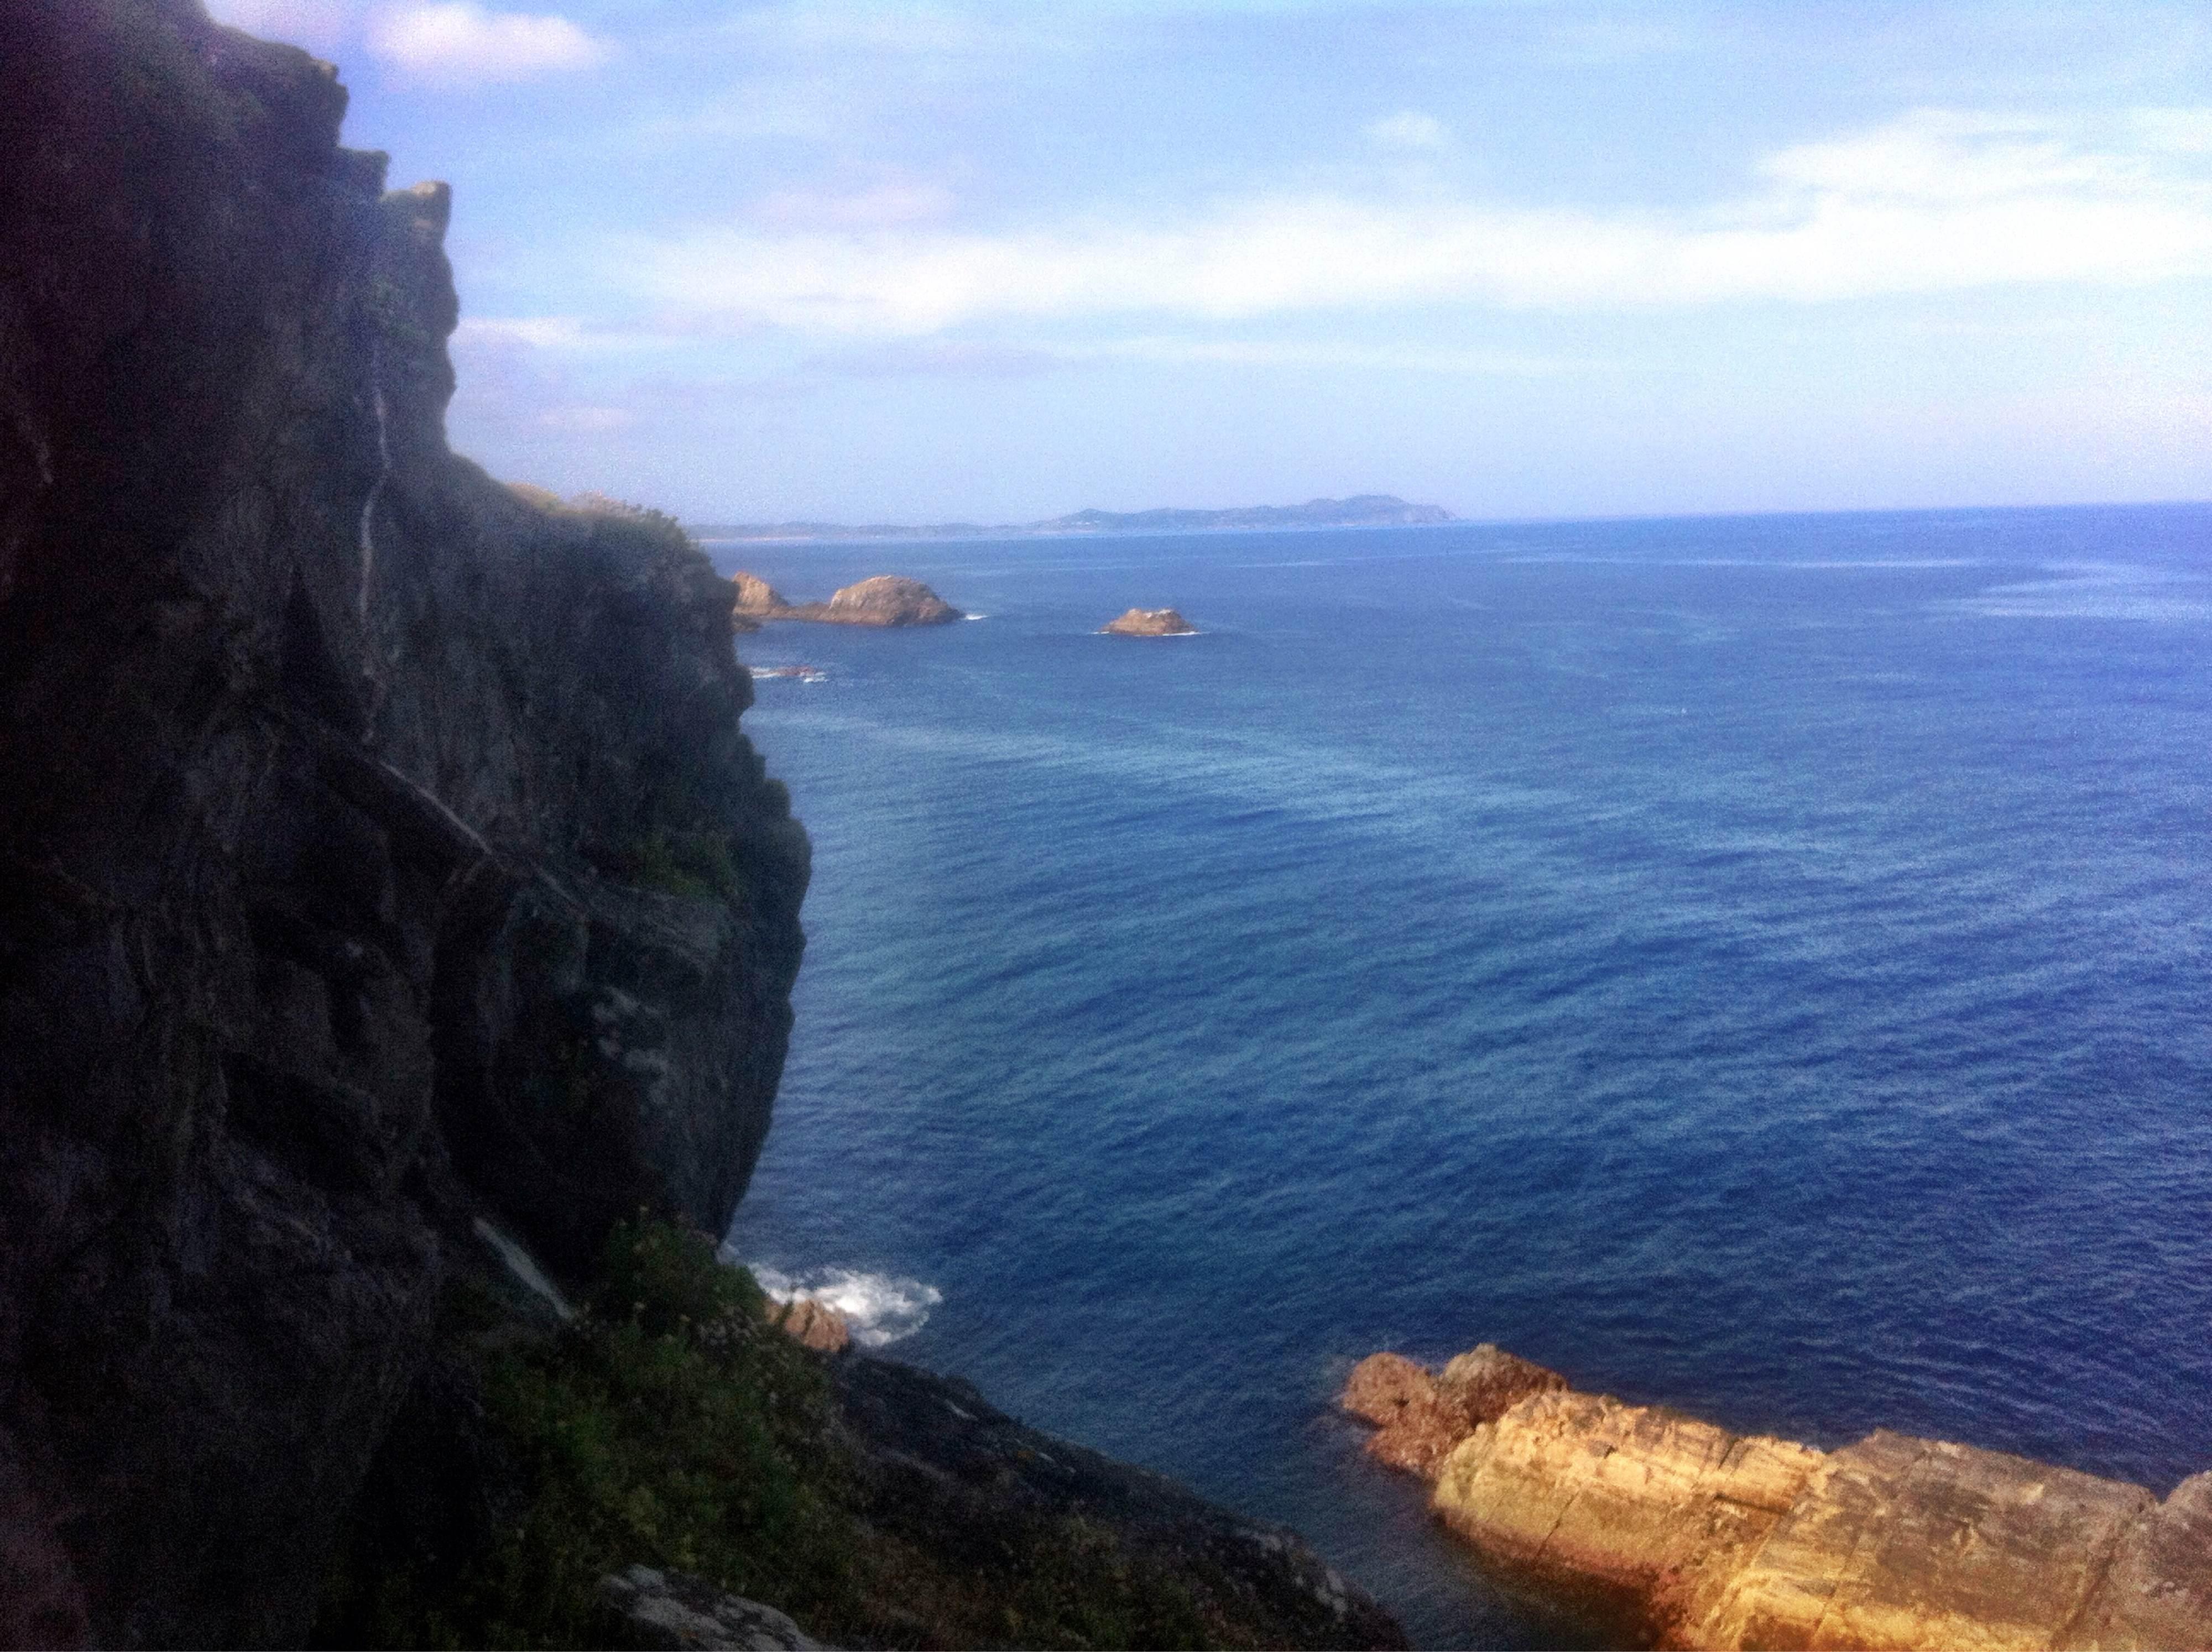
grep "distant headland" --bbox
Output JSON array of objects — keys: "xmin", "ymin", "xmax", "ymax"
[{"xmin": 699, "ymin": 494, "xmax": 1454, "ymax": 542}]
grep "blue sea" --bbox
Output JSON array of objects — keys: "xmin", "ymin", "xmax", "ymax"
[{"xmin": 711, "ymin": 504, "xmax": 2212, "ymax": 1648}]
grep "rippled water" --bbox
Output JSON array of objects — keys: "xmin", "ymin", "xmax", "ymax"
[{"xmin": 713, "ymin": 504, "xmax": 2212, "ymax": 1647}]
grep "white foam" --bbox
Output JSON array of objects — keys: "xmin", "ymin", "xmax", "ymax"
[{"xmin": 743, "ymin": 1261, "xmax": 943, "ymax": 1348}]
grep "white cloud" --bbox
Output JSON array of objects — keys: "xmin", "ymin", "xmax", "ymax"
[
  {"xmin": 452, "ymin": 316, "xmax": 694, "ymax": 353},
  {"xmin": 1366, "ymin": 111, "xmax": 1449, "ymax": 151},
  {"xmin": 537, "ymin": 406, "xmax": 635, "ymax": 432},
  {"xmin": 619, "ymin": 112, "xmax": 2212, "ymax": 335},
  {"xmin": 805, "ymin": 339, "xmax": 1061, "ymax": 377},
  {"xmin": 2133, "ymin": 107, "xmax": 2212, "ymax": 155},
  {"xmin": 757, "ymin": 182, "xmax": 959, "ymax": 228},
  {"xmin": 367, "ymin": 4, "xmax": 609, "ymax": 86},
  {"xmin": 1074, "ymin": 338, "xmax": 1624, "ymax": 376},
  {"xmin": 204, "ymin": 0, "xmax": 354, "ymax": 51},
  {"xmin": 1759, "ymin": 111, "xmax": 2137, "ymax": 201}
]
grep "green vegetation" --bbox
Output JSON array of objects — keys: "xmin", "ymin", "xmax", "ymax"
[
  {"xmin": 319, "ymin": 1219, "xmax": 858, "ymax": 1648},
  {"xmin": 317, "ymin": 1218, "xmax": 1236, "ymax": 1650},
  {"xmin": 608, "ymin": 826, "xmax": 742, "ymax": 902}
]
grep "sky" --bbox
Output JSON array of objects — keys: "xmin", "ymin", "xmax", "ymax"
[{"xmin": 204, "ymin": 0, "xmax": 2212, "ymax": 524}]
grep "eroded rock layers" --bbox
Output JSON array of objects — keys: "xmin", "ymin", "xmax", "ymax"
[
  {"xmin": 0, "ymin": 5, "xmax": 807, "ymax": 1643},
  {"xmin": 1342, "ymin": 1347, "xmax": 2212, "ymax": 1650}
]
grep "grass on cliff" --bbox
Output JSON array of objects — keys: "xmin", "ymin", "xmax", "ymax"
[
  {"xmin": 320, "ymin": 1219, "xmax": 861, "ymax": 1648},
  {"xmin": 318, "ymin": 1218, "xmax": 1230, "ymax": 1651}
]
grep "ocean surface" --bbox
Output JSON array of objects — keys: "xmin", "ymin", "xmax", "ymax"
[{"xmin": 709, "ymin": 504, "xmax": 2212, "ymax": 1648}]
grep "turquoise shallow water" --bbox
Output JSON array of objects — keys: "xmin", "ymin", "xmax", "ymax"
[{"xmin": 713, "ymin": 504, "xmax": 2212, "ymax": 1647}]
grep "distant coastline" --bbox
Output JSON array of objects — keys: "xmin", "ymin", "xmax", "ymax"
[{"xmin": 697, "ymin": 493, "xmax": 1454, "ymax": 542}]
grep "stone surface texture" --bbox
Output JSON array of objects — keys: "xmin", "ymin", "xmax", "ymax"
[
  {"xmin": 729, "ymin": 571, "xmax": 788, "ymax": 618},
  {"xmin": 748, "ymin": 573, "xmax": 961, "ymax": 626},
  {"xmin": 1346, "ymin": 1347, "xmax": 2212, "ymax": 1651},
  {"xmin": 1340, "ymin": 1346, "xmax": 1566, "ymax": 1477},
  {"xmin": 0, "ymin": 6, "xmax": 807, "ymax": 1644},
  {"xmin": 769, "ymin": 1295, "xmax": 851, "ymax": 1355},
  {"xmin": 1101, "ymin": 606, "xmax": 1198, "ymax": 635}
]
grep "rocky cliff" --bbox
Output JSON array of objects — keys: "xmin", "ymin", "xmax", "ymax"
[
  {"xmin": 0, "ymin": 11, "xmax": 1406, "ymax": 1650},
  {"xmin": 0, "ymin": 4, "xmax": 807, "ymax": 1643},
  {"xmin": 1343, "ymin": 1347, "xmax": 2212, "ymax": 1650}
]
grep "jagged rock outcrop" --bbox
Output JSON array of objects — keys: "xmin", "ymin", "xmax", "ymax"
[
  {"xmin": 1340, "ymin": 1345, "xmax": 1565, "ymax": 1477},
  {"xmin": 768, "ymin": 1295, "xmax": 851, "ymax": 1355},
  {"xmin": 0, "ymin": 5, "xmax": 807, "ymax": 1644},
  {"xmin": 729, "ymin": 571, "xmax": 787, "ymax": 634},
  {"xmin": 1343, "ymin": 1347, "xmax": 2212, "ymax": 1650},
  {"xmin": 742, "ymin": 573, "xmax": 961, "ymax": 626},
  {"xmin": 1100, "ymin": 607, "xmax": 1198, "ymax": 636}
]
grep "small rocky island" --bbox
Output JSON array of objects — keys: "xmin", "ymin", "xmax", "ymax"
[
  {"xmin": 733, "ymin": 571, "xmax": 961, "ymax": 627},
  {"xmin": 1101, "ymin": 607, "xmax": 1198, "ymax": 636},
  {"xmin": 1341, "ymin": 1345, "xmax": 2212, "ymax": 1650}
]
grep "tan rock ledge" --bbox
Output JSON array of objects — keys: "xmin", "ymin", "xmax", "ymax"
[
  {"xmin": 731, "ymin": 571, "xmax": 961, "ymax": 626},
  {"xmin": 1101, "ymin": 606, "xmax": 1198, "ymax": 636},
  {"xmin": 1339, "ymin": 1346, "xmax": 2212, "ymax": 1650}
]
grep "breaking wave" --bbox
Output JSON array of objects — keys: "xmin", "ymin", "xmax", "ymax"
[{"xmin": 742, "ymin": 1261, "xmax": 943, "ymax": 1347}]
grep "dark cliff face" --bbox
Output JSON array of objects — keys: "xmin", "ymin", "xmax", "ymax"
[{"xmin": 0, "ymin": 3, "xmax": 808, "ymax": 1644}]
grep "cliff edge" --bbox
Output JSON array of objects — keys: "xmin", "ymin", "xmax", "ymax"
[{"xmin": 0, "ymin": 4, "xmax": 807, "ymax": 1643}]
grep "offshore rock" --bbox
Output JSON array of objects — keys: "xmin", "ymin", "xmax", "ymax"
[
  {"xmin": 1340, "ymin": 1346, "xmax": 1565, "ymax": 1478},
  {"xmin": 730, "ymin": 571, "xmax": 789, "ymax": 620},
  {"xmin": 1101, "ymin": 605, "xmax": 1198, "ymax": 636},
  {"xmin": 1344, "ymin": 1347, "xmax": 2212, "ymax": 1650},
  {"xmin": 768, "ymin": 1295, "xmax": 851, "ymax": 1355},
  {"xmin": 773, "ymin": 574, "xmax": 961, "ymax": 626},
  {"xmin": 0, "ymin": 4, "xmax": 806, "ymax": 1643}
]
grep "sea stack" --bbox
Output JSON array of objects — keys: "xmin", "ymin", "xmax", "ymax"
[
  {"xmin": 1101, "ymin": 607, "xmax": 1198, "ymax": 636},
  {"xmin": 814, "ymin": 575, "xmax": 961, "ymax": 625},
  {"xmin": 1339, "ymin": 1345, "xmax": 2212, "ymax": 1650},
  {"xmin": 731, "ymin": 570, "xmax": 791, "ymax": 629},
  {"xmin": 747, "ymin": 574, "xmax": 961, "ymax": 626}
]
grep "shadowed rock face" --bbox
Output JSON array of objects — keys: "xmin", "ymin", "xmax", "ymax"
[
  {"xmin": 0, "ymin": 5, "xmax": 807, "ymax": 1644},
  {"xmin": 835, "ymin": 1356, "xmax": 1410, "ymax": 1650},
  {"xmin": 1343, "ymin": 1347, "xmax": 2212, "ymax": 1650},
  {"xmin": 1100, "ymin": 606, "xmax": 1197, "ymax": 636}
]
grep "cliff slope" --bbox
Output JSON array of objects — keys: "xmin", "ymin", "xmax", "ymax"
[{"xmin": 0, "ymin": 4, "xmax": 808, "ymax": 1643}]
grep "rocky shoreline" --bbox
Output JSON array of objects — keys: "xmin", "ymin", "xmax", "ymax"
[{"xmin": 1342, "ymin": 1346, "xmax": 2212, "ymax": 1650}]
